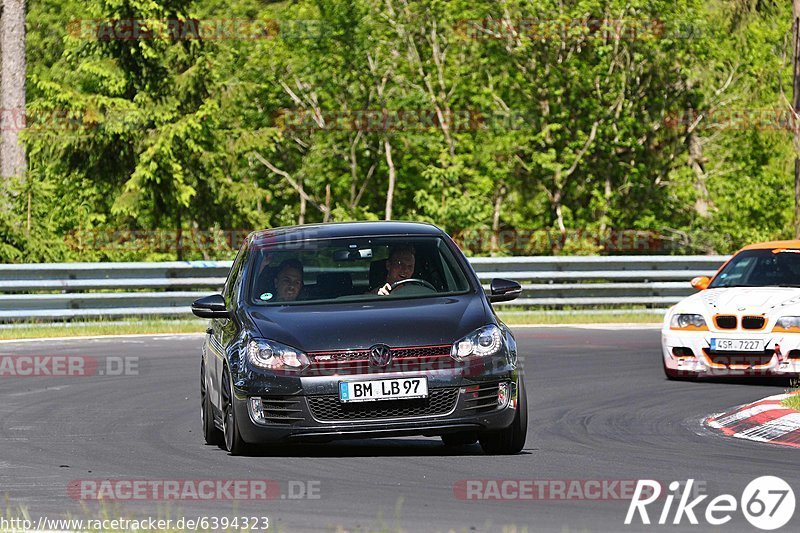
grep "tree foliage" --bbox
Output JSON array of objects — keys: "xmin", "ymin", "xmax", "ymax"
[{"xmin": 1, "ymin": 0, "xmax": 795, "ymax": 261}]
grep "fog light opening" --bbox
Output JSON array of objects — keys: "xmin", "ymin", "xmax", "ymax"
[
  {"xmin": 672, "ymin": 347, "xmax": 695, "ymax": 359},
  {"xmin": 497, "ymin": 382, "xmax": 510, "ymax": 409},
  {"xmin": 249, "ymin": 396, "xmax": 265, "ymax": 423}
]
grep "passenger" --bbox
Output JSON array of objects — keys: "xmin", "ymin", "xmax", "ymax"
[
  {"xmin": 273, "ymin": 259, "xmax": 304, "ymax": 301},
  {"xmin": 374, "ymin": 245, "xmax": 415, "ymax": 296}
]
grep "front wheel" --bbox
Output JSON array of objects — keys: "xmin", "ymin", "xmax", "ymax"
[
  {"xmin": 221, "ymin": 367, "xmax": 248, "ymax": 456},
  {"xmin": 479, "ymin": 379, "xmax": 528, "ymax": 455}
]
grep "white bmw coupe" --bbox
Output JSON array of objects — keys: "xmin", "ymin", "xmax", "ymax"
[{"xmin": 662, "ymin": 241, "xmax": 800, "ymax": 379}]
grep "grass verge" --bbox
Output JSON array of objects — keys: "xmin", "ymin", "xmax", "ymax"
[
  {"xmin": 0, "ymin": 319, "xmax": 206, "ymax": 340},
  {"xmin": 497, "ymin": 310, "xmax": 662, "ymax": 325},
  {"xmin": 782, "ymin": 390, "xmax": 800, "ymax": 411}
]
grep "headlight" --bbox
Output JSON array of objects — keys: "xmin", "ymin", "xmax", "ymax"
[
  {"xmin": 246, "ymin": 339, "xmax": 309, "ymax": 371},
  {"xmin": 669, "ymin": 314, "xmax": 707, "ymax": 330},
  {"xmin": 451, "ymin": 324, "xmax": 505, "ymax": 361},
  {"xmin": 774, "ymin": 316, "xmax": 800, "ymax": 332}
]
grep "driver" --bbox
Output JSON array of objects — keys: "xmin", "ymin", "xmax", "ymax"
[
  {"xmin": 273, "ymin": 259, "xmax": 304, "ymax": 301},
  {"xmin": 374, "ymin": 245, "xmax": 416, "ymax": 296}
]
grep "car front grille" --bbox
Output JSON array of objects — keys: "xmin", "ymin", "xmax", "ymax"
[
  {"xmin": 702, "ymin": 349, "xmax": 774, "ymax": 367},
  {"xmin": 741, "ymin": 316, "xmax": 766, "ymax": 330},
  {"xmin": 259, "ymin": 396, "xmax": 305, "ymax": 425},
  {"xmin": 714, "ymin": 315, "xmax": 737, "ymax": 329},
  {"xmin": 306, "ymin": 344, "xmax": 456, "ymax": 375},
  {"xmin": 307, "ymin": 387, "xmax": 459, "ymax": 421}
]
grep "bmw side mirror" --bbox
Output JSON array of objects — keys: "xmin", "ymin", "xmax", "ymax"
[
  {"xmin": 690, "ymin": 276, "xmax": 710, "ymax": 291},
  {"xmin": 192, "ymin": 294, "xmax": 230, "ymax": 319},
  {"xmin": 488, "ymin": 278, "xmax": 522, "ymax": 303}
]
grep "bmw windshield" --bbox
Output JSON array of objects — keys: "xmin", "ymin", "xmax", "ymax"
[
  {"xmin": 709, "ymin": 249, "xmax": 800, "ymax": 288},
  {"xmin": 247, "ymin": 236, "xmax": 472, "ymax": 305}
]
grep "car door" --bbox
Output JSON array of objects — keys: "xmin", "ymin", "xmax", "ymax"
[{"xmin": 208, "ymin": 242, "xmax": 248, "ymax": 411}]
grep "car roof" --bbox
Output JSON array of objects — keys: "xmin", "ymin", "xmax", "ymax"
[
  {"xmin": 739, "ymin": 240, "xmax": 800, "ymax": 251},
  {"xmin": 248, "ymin": 221, "xmax": 444, "ymax": 247}
]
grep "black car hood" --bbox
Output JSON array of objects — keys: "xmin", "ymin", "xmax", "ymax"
[{"xmin": 248, "ymin": 294, "xmax": 489, "ymax": 352}]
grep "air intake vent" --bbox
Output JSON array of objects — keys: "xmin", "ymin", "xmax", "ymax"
[
  {"xmin": 702, "ymin": 348, "xmax": 773, "ymax": 367},
  {"xmin": 260, "ymin": 397, "xmax": 304, "ymax": 424},
  {"xmin": 741, "ymin": 316, "xmax": 765, "ymax": 330},
  {"xmin": 714, "ymin": 315, "xmax": 737, "ymax": 329}
]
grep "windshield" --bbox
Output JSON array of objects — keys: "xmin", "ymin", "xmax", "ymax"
[
  {"xmin": 708, "ymin": 248, "xmax": 800, "ymax": 288},
  {"xmin": 247, "ymin": 236, "xmax": 472, "ymax": 305}
]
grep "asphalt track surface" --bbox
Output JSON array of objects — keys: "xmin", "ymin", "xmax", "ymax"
[{"xmin": 0, "ymin": 327, "xmax": 798, "ymax": 532}]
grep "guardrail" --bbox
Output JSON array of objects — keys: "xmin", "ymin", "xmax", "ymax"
[{"xmin": 0, "ymin": 256, "xmax": 728, "ymax": 321}]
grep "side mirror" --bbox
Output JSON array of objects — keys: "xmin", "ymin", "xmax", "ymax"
[
  {"xmin": 489, "ymin": 278, "xmax": 522, "ymax": 303},
  {"xmin": 191, "ymin": 294, "xmax": 229, "ymax": 319},
  {"xmin": 690, "ymin": 276, "xmax": 710, "ymax": 291}
]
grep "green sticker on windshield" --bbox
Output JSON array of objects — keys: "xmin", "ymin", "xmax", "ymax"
[{"xmin": 260, "ymin": 292, "xmax": 273, "ymax": 301}]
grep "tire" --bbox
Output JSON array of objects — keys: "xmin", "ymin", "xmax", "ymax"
[
  {"xmin": 441, "ymin": 431, "xmax": 478, "ymax": 447},
  {"xmin": 221, "ymin": 367, "xmax": 248, "ymax": 456},
  {"xmin": 201, "ymin": 363, "xmax": 223, "ymax": 445},
  {"xmin": 479, "ymin": 379, "xmax": 528, "ymax": 455}
]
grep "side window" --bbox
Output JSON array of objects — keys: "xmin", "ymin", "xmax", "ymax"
[{"xmin": 223, "ymin": 242, "xmax": 248, "ymax": 304}]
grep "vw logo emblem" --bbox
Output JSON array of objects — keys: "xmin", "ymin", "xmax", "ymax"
[{"xmin": 369, "ymin": 344, "xmax": 392, "ymax": 367}]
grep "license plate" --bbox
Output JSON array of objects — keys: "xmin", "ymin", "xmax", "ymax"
[
  {"xmin": 710, "ymin": 338, "xmax": 764, "ymax": 352},
  {"xmin": 339, "ymin": 377, "xmax": 428, "ymax": 403}
]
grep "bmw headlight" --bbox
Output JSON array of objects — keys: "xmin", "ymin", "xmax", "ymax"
[
  {"xmin": 669, "ymin": 314, "xmax": 707, "ymax": 330},
  {"xmin": 246, "ymin": 339, "xmax": 309, "ymax": 371},
  {"xmin": 451, "ymin": 324, "xmax": 505, "ymax": 361},
  {"xmin": 774, "ymin": 316, "xmax": 800, "ymax": 332}
]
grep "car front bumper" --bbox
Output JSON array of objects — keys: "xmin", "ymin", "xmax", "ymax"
[
  {"xmin": 661, "ymin": 328, "xmax": 800, "ymax": 377},
  {"xmin": 232, "ymin": 370, "xmax": 521, "ymax": 444}
]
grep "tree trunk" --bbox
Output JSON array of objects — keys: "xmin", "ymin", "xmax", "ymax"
[
  {"xmin": 0, "ymin": 0, "xmax": 27, "ymax": 179},
  {"xmin": 175, "ymin": 207, "xmax": 183, "ymax": 261},
  {"xmin": 687, "ymin": 131, "xmax": 710, "ymax": 217},
  {"xmin": 298, "ymin": 176, "xmax": 306, "ymax": 225},
  {"xmin": 599, "ymin": 176, "xmax": 612, "ymax": 233},
  {"xmin": 490, "ymin": 184, "xmax": 506, "ymax": 254},
  {"xmin": 384, "ymin": 138, "xmax": 395, "ymax": 220},
  {"xmin": 323, "ymin": 183, "xmax": 331, "ymax": 223},
  {"xmin": 793, "ymin": 0, "xmax": 800, "ymax": 237}
]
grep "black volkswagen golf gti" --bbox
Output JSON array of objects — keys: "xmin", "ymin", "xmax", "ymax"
[{"xmin": 193, "ymin": 221, "xmax": 527, "ymax": 455}]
